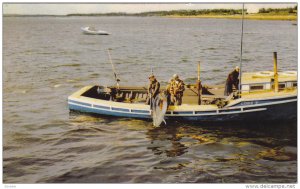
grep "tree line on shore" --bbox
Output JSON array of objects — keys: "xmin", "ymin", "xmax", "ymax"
[
  {"xmin": 67, "ymin": 9, "xmax": 245, "ymax": 16},
  {"xmin": 66, "ymin": 6, "xmax": 297, "ymax": 17},
  {"xmin": 258, "ymin": 6, "xmax": 297, "ymax": 14},
  {"xmin": 5, "ymin": 6, "xmax": 297, "ymax": 17}
]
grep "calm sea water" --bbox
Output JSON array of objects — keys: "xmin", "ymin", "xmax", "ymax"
[{"xmin": 3, "ymin": 16, "xmax": 297, "ymax": 183}]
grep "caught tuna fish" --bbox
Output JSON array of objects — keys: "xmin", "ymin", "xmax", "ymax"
[{"xmin": 151, "ymin": 92, "xmax": 168, "ymax": 127}]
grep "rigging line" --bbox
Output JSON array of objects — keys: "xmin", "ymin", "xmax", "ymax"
[
  {"xmin": 107, "ymin": 49, "xmax": 118, "ymax": 81},
  {"xmin": 239, "ymin": 3, "xmax": 245, "ymax": 97},
  {"xmin": 107, "ymin": 49, "xmax": 120, "ymax": 89},
  {"xmin": 150, "ymin": 47, "xmax": 155, "ymax": 76}
]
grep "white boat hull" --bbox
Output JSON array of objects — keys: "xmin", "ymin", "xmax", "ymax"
[{"xmin": 81, "ymin": 27, "xmax": 109, "ymax": 35}]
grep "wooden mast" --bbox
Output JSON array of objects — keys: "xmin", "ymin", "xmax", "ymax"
[
  {"xmin": 197, "ymin": 62, "xmax": 202, "ymax": 105},
  {"xmin": 273, "ymin": 52, "xmax": 279, "ymax": 93}
]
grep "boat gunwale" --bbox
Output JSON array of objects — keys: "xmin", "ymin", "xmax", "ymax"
[
  {"xmin": 68, "ymin": 85, "xmax": 297, "ymax": 118},
  {"xmin": 68, "ymin": 85, "xmax": 297, "ymax": 109},
  {"xmin": 68, "ymin": 100, "xmax": 268, "ymax": 117}
]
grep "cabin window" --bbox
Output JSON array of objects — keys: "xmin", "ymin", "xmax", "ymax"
[
  {"xmin": 279, "ymin": 83, "xmax": 286, "ymax": 89},
  {"xmin": 250, "ymin": 85, "xmax": 264, "ymax": 90},
  {"xmin": 293, "ymin": 83, "xmax": 297, "ymax": 87}
]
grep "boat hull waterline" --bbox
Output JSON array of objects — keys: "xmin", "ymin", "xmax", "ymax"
[{"xmin": 68, "ymin": 86, "xmax": 297, "ymax": 122}]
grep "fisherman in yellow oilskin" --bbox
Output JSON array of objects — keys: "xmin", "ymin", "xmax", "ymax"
[
  {"xmin": 146, "ymin": 74, "xmax": 160, "ymax": 105},
  {"xmin": 169, "ymin": 74, "xmax": 185, "ymax": 105},
  {"xmin": 224, "ymin": 66, "xmax": 240, "ymax": 96}
]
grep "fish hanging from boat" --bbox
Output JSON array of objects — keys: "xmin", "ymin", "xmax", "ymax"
[{"xmin": 151, "ymin": 91, "xmax": 169, "ymax": 127}]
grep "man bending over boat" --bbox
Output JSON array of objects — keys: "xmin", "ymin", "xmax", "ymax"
[
  {"xmin": 224, "ymin": 66, "xmax": 240, "ymax": 96},
  {"xmin": 146, "ymin": 74, "xmax": 160, "ymax": 105},
  {"xmin": 169, "ymin": 74, "xmax": 185, "ymax": 105}
]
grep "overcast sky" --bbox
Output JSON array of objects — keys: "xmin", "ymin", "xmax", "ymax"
[{"xmin": 3, "ymin": 3, "xmax": 296, "ymax": 15}]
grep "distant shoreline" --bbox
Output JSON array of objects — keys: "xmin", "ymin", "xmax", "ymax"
[
  {"xmin": 4, "ymin": 14, "xmax": 297, "ymax": 21},
  {"xmin": 4, "ymin": 7, "xmax": 297, "ymax": 21},
  {"xmin": 165, "ymin": 14, "xmax": 297, "ymax": 21}
]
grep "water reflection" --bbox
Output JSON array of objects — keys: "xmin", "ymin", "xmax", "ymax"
[
  {"xmin": 145, "ymin": 121, "xmax": 296, "ymax": 182},
  {"xmin": 145, "ymin": 120, "xmax": 297, "ymax": 162},
  {"xmin": 69, "ymin": 112, "xmax": 297, "ymax": 162},
  {"xmin": 146, "ymin": 126, "xmax": 188, "ymax": 157},
  {"xmin": 62, "ymin": 112, "xmax": 298, "ymax": 182}
]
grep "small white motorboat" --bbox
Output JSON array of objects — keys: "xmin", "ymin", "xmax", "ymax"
[{"xmin": 81, "ymin": 26, "xmax": 109, "ymax": 35}]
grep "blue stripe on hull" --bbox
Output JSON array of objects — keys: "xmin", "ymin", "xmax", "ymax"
[
  {"xmin": 68, "ymin": 100, "xmax": 297, "ymax": 122},
  {"xmin": 69, "ymin": 104, "xmax": 151, "ymax": 119},
  {"xmin": 232, "ymin": 96, "xmax": 297, "ymax": 107}
]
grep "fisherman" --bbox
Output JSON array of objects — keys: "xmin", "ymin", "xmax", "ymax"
[
  {"xmin": 165, "ymin": 79, "xmax": 172, "ymax": 106},
  {"xmin": 145, "ymin": 74, "xmax": 160, "ymax": 105},
  {"xmin": 169, "ymin": 74, "xmax": 185, "ymax": 105},
  {"xmin": 224, "ymin": 66, "xmax": 240, "ymax": 96}
]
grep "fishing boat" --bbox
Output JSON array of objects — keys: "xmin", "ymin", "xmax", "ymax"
[
  {"xmin": 81, "ymin": 26, "xmax": 110, "ymax": 35},
  {"xmin": 70, "ymin": 7, "xmax": 297, "ymax": 125},
  {"xmin": 68, "ymin": 52, "xmax": 297, "ymax": 123}
]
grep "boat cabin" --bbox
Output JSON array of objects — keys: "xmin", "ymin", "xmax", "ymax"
[{"xmin": 241, "ymin": 71, "xmax": 297, "ymax": 92}]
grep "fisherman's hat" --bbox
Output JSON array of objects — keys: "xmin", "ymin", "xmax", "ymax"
[{"xmin": 149, "ymin": 74, "xmax": 155, "ymax": 79}]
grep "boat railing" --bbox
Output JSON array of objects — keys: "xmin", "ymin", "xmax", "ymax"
[
  {"xmin": 241, "ymin": 80, "xmax": 297, "ymax": 93},
  {"xmin": 81, "ymin": 86, "xmax": 149, "ymax": 103}
]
